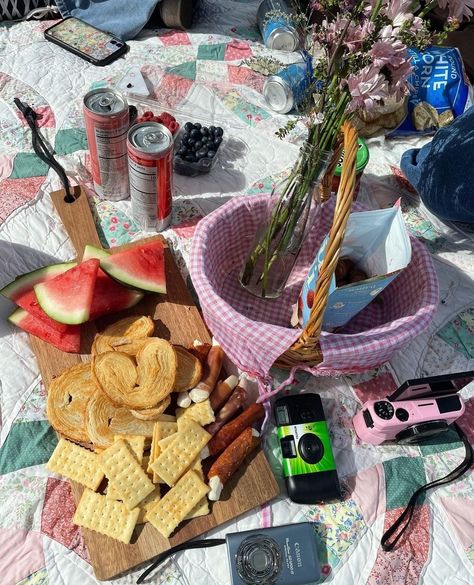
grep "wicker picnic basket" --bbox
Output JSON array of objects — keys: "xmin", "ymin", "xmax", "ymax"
[{"xmin": 190, "ymin": 121, "xmax": 439, "ymax": 386}]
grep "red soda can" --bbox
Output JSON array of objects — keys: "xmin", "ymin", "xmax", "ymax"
[
  {"xmin": 127, "ymin": 122, "xmax": 174, "ymax": 231},
  {"xmin": 83, "ymin": 88, "xmax": 130, "ymax": 201}
]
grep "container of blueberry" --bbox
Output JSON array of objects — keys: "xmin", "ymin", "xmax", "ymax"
[{"xmin": 174, "ymin": 121, "xmax": 224, "ymax": 177}]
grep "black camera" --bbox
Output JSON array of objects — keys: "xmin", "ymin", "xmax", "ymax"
[{"xmin": 274, "ymin": 394, "xmax": 341, "ymax": 504}]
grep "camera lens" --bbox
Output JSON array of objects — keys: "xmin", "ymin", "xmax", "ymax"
[
  {"xmin": 299, "ymin": 433, "xmax": 323, "ymax": 464},
  {"xmin": 236, "ymin": 535, "xmax": 282, "ymax": 584}
]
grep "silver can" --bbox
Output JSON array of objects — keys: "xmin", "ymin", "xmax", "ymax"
[
  {"xmin": 127, "ymin": 122, "xmax": 174, "ymax": 232},
  {"xmin": 263, "ymin": 53, "xmax": 313, "ymax": 113},
  {"xmin": 257, "ymin": 0, "xmax": 301, "ymax": 52},
  {"xmin": 83, "ymin": 88, "xmax": 130, "ymax": 201}
]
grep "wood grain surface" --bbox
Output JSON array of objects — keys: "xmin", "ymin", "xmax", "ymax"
[{"xmin": 29, "ymin": 188, "xmax": 279, "ymax": 580}]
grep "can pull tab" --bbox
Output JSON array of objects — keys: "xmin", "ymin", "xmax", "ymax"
[
  {"xmin": 97, "ymin": 95, "xmax": 116, "ymax": 112},
  {"xmin": 143, "ymin": 131, "xmax": 163, "ymax": 147}
]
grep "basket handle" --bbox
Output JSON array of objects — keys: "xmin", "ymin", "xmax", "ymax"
[{"xmin": 298, "ymin": 121, "xmax": 358, "ymax": 346}]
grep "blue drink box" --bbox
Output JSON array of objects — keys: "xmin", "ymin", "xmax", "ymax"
[{"xmin": 297, "ymin": 205, "xmax": 412, "ymax": 330}]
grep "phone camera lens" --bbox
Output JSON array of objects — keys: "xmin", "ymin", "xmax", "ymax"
[
  {"xmin": 299, "ymin": 433, "xmax": 323, "ymax": 464},
  {"xmin": 236, "ymin": 535, "xmax": 282, "ymax": 584}
]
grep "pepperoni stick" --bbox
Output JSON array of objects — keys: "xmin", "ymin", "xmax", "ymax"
[
  {"xmin": 208, "ymin": 403, "xmax": 265, "ymax": 457},
  {"xmin": 209, "ymin": 375, "xmax": 239, "ymax": 412},
  {"xmin": 204, "ymin": 386, "xmax": 248, "ymax": 437},
  {"xmin": 207, "ymin": 427, "xmax": 260, "ymax": 501},
  {"xmin": 188, "ymin": 340, "xmax": 212, "ymax": 366},
  {"xmin": 189, "ymin": 340, "xmax": 224, "ymax": 403}
]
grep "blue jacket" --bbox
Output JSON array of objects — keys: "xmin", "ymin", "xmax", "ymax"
[
  {"xmin": 400, "ymin": 105, "xmax": 474, "ymax": 224},
  {"xmin": 55, "ymin": 0, "xmax": 161, "ymax": 40}
]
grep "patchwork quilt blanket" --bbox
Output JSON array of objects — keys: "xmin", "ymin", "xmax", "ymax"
[{"xmin": 0, "ymin": 2, "xmax": 473, "ymax": 584}]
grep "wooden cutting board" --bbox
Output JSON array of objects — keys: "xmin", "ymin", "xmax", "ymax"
[{"xmin": 27, "ymin": 187, "xmax": 279, "ymax": 581}]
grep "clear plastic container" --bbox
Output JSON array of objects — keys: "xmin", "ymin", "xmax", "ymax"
[
  {"xmin": 125, "ymin": 93, "xmax": 242, "ymax": 177},
  {"xmin": 173, "ymin": 126, "xmax": 224, "ymax": 177}
]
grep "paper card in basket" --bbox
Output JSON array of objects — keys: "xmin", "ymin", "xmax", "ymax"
[{"xmin": 296, "ymin": 204, "xmax": 411, "ymax": 330}]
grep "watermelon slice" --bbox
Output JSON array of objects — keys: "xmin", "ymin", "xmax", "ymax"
[
  {"xmin": 9, "ymin": 308, "xmax": 81, "ymax": 353},
  {"xmin": 82, "ymin": 244, "xmax": 144, "ymax": 319},
  {"xmin": 15, "ymin": 289, "xmax": 71, "ymax": 332},
  {"xmin": 34, "ymin": 259, "xmax": 100, "ymax": 325},
  {"xmin": 99, "ymin": 240, "xmax": 166, "ymax": 294},
  {"xmin": 0, "ymin": 262, "xmax": 76, "ymax": 300},
  {"xmin": 82, "ymin": 244, "xmax": 111, "ymax": 262}
]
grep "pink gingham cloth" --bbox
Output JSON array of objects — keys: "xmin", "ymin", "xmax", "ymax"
[{"xmin": 190, "ymin": 195, "xmax": 439, "ymax": 400}]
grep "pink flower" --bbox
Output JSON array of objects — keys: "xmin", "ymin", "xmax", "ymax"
[
  {"xmin": 387, "ymin": 59, "xmax": 413, "ymax": 99},
  {"xmin": 384, "ymin": 0, "xmax": 414, "ymax": 26},
  {"xmin": 346, "ymin": 65, "xmax": 389, "ymax": 111},
  {"xmin": 123, "ymin": 222, "xmax": 130, "ymax": 229},
  {"xmin": 438, "ymin": 0, "xmax": 474, "ymax": 20},
  {"xmin": 322, "ymin": 564, "xmax": 331, "ymax": 575},
  {"xmin": 111, "ymin": 216, "xmax": 118, "ymax": 224},
  {"xmin": 411, "ymin": 16, "xmax": 424, "ymax": 31},
  {"xmin": 369, "ymin": 39, "xmax": 406, "ymax": 68},
  {"xmin": 109, "ymin": 226, "xmax": 116, "ymax": 232},
  {"xmin": 344, "ymin": 20, "xmax": 375, "ymax": 52}
]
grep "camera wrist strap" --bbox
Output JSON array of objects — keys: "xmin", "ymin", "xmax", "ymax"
[
  {"xmin": 136, "ymin": 538, "xmax": 225, "ymax": 584},
  {"xmin": 381, "ymin": 423, "xmax": 473, "ymax": 552},
  {"xmin": 13, "ymin": 98, "xmax": 76, "ymax": 202}
]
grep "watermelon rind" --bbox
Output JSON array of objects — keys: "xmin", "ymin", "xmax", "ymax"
[
  {"xmin": 82, "ymin": 244, "xmax": 111, "ymax": 261},
  {"xmin": 0, "ymin": 262, "xmax": 76, "ymax": 300},
  {"xmin": 34, "ymin": 259, "xmax": 100, "ymax": 325},
  {"xmin": 8, "ymin": 307, "xmax": 81, "ymax": 353},
  {"xmin": 100, "ymin": 242, "xmax": 166, "ymax": 294}
]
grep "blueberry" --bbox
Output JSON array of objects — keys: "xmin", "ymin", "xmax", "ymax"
[
  {"xmin": 207, "ymin": 150, "xmax": 216, "ymax": 158},
  {"xmin": 190, "ymin": 128, "xmax": 200, "ymax": 138},
  {"xmin": 185, "ymin": 153, "xmax": 197, "ymax": 162},
  {"xmin": 209, "ymin": 125, "xmax": 216, "ymax": 134},
  {"xmin": 200, "ymin": 136, "xmax": 208, "ymax": 145},
  {"xmin": 194, "ymin": 140, "xmax": 202, "ymax": 150},
  {"xmin": 200, "ymin": 127, "xmax": 208, "ymax": 135},
  {"xmin": 215, "ymin": 127, "xmax": 224, "ymax": 137},
  {"xmin": 182, "ymin": 131, "xmax": 190, "ymax": 140},
  {"xmin": 181, "ymin": 136, "xmax": 189, "ymax": 146},
  {"xmin": 178, "ymin": 147, "xmax": 187, "ymax": 155},
  {"xmin": 184, "ymin": 122, "xmax": 193, "ymax": 132},
  {"xmin": 196, "ymin": 148, "xmax": 207, "ymax": 159},
  {"xmin": 213, "ymin": 137, "xmax": 222, "ymax": 148},
  {"xmin": 188, "ymin": 138, "xmax": 196, "ymax": 147},
  {"xmin": 193, "ymin": 122, "xmax": 202, "ymax": 130}
]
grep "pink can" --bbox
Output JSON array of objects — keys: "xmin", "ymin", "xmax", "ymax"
[
  {"xmin": 127, "ymin": 122, "xmax": 174, "ymax": 232},
  {"xmin": 83, "ymin": 88, "xmax": 130, "ymax": 201}
]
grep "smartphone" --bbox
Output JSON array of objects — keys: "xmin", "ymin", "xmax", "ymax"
[{"xmin": 44, "ymin": 17, "xmax": 128, "ymax": 66}]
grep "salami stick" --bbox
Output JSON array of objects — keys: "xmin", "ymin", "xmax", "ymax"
[
  {"xmin": 209, "ymin": 375, "xmax": 239, "ymax": 412},
  {"xmin": 189, "ymin": 340, "xmax": 224, "ymax": 403},
  {"xmin": 208, "ymin": 427, "xmax": 260, "ymax": 501},
  {"xmin": 208, "ymin": 403, "xmax": 265, "ymax": 457},
  {"xmin": 188, "ymin": 340, "xmax": 212, "ymax": 366},
  {"xmin": 204, "ymin": 386, "xmax": 248, "ymax": 436}
]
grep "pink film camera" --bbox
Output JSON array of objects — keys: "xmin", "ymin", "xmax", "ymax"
[{"xmin": 353, "ymin": 371, "xmax": 474, "ymax": 445}]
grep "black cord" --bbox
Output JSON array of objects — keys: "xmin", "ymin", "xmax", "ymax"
[
  {"xmin": 136, "ymin": 538, "xmax": 225, "ymax": 584},
  {"xmin": 13, "ymin": 98, "xmax": 76, "ymax": 203},
  {"xmin": 381, "ymin": 423, "xmax": 473, "ymax": 552}
]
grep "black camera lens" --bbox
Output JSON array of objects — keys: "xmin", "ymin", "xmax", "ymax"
[
  {"xmin": 236, "ymin": 535, "xmax": 282, "ymax": 584},
  {"xmin": 299, "ymin": 433, "xmax": 323, "ymax": 464}
]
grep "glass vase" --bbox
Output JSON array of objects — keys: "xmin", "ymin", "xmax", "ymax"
[{"xmin": 239, "ymin": 148, "xmax": 333, "ymax": 299}]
